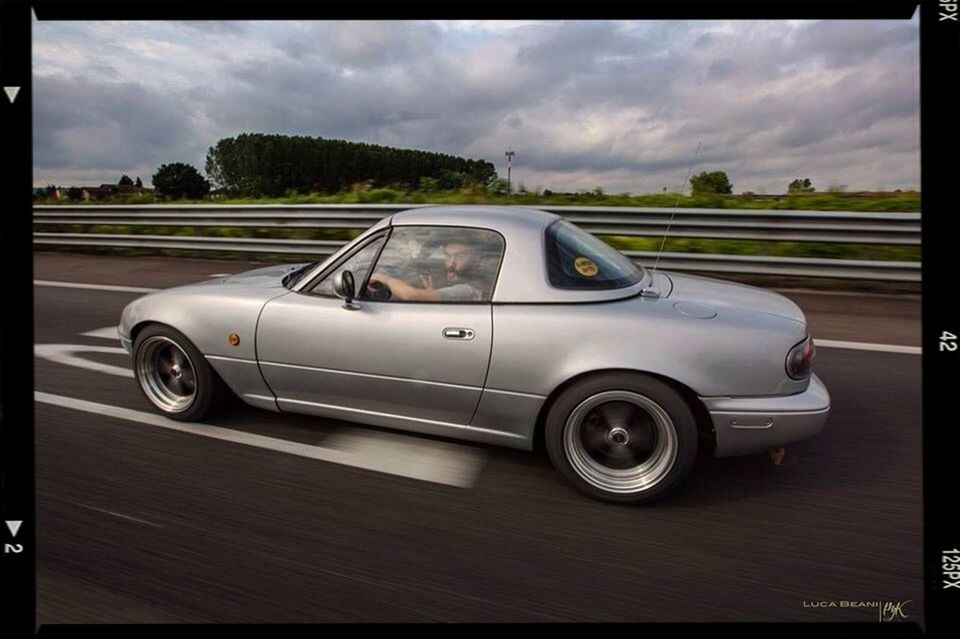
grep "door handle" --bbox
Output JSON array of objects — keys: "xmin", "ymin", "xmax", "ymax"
[{"xmin": 442, "ymin": 327, "xmax": 475, "ymax": 340}]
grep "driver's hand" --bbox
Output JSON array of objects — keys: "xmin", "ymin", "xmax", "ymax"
[
  {"xmin": 369, "ymin": 272, "xmax": 392, "ymax": 286},
  {"xmin": 418, "ymin": 273, "xmax": 435, "ymax": 290}
]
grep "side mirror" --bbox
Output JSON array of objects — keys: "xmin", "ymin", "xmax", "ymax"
[{"xmin": 332, "ymin": 270, "xmax": 360, "ymax": 310}]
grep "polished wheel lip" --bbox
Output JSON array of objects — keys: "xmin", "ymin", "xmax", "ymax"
[
  {"xmin": 135, "ymin": 335, "xmax": 198, "ymax": 413},
  {"xmin": 563, "ymin": 390, "xmax": 678, "ymax": 494}
]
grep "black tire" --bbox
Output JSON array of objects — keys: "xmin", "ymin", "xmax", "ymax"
[
  {"xmin": 544, "ymin": 373, "xmax": 699, "ymax": 504},
  {"xmin": 132, "ymin": 324, "xmax": 226, "ymax": 421}
]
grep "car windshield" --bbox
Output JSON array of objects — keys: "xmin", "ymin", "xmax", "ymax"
[
  {"xmin": 283, "ymin": 261, "xmax": 320, "ymax": 289},
  {"xmin": 545, "ymin": 220, "xmax": 645, "ymax": 290}
]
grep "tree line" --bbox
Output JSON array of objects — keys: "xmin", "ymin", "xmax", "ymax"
[
  {"xmin": 37, "ymin": 166, "xmax": 826, "ymax": 201},
  {"xmin": 688, "ymin": 171, "xmax": 817, "ymax": 195},
  {"xmin": 35, "ymin": 134, "xmax": 828, "ymax": 202},
  {"xmin": 203, "ymin": 133, "xmax": 497, "ymax": 197}
]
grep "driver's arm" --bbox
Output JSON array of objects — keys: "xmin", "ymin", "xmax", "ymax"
[{"xmin": 368, "ymin": 272, "xmax": 440, "ymax": 301}]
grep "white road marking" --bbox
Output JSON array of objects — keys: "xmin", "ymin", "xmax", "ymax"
[
  {"xmin": 37, "ymin": 492, "xmax": 163, "ymax": 528},
  {"xmin": 34, "ymin": 344, "xmax": 133, "ymax": 378},
  {"xmin": 209, "ymin": 273, "xmax": 232, "ymax": 277},
  {"xmin": 35, "ymin": 392, "xmax": 485, "ymax": 488},
  {"xmin": 75, "ymin": 504, "xmax": 163, "ymax": 528},
  {"xmin": 81, "ymin": 326, "xmax": 122, "ymax": 340},
  {"xmin": 34, "ymin": 280, "xmax": 159, "ymax": 293},
  {"xmin": 816, "ymin": 339, "xmax": 920, "ymax": 355},
  {"xmin": 323, "ymin": 429, "xmax": 486, "ymax": 488}
]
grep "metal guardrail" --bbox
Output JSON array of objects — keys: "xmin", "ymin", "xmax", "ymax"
[
  {"xmin": 33, "ymin": 204, "xmax": 921, "ymax": 282},
  {"xmin": 34, "ymin": 204, "xmax": 920, "ymax": 244},
  {"xmin": 33, "ymin": 233, "xmax": 347, "ymax": 256}
]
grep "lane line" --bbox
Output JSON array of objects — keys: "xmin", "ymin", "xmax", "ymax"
[
  {"xmin": 90, "ymin": 508, "xmax": 163, "ymax": 527},
  {"xmin": 35, "ymin": 391, "xmax": 485, "ymax": 488},
  {"xmin": 76, "ymin": 504, "xmax": 164, "ymax": 528},
  {"xmin": 37, "ymin": 491, "xmax": 163, "ymax": 527},
  {"xmin": 816, "ymin": 339, "xmax": 920, "ymax": 355},
  {"xmin": 321, "ymin": 429, "xmax": 487, "ymax": 487},
  {"xmin": 81, "ymin": 326, "xmax": 121, "ymax": 340},
  {"xmin": 34, "ymin": 344, "xmax": 133, "ymax": 378},
  {"xmin": 34, "ymin": 280, "xmax": 158, "ymax": 293}
]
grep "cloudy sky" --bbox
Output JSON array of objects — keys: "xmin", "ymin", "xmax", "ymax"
[{"xmin": 33, "ymin": 17, "xmax": 920, "ymax": 193}]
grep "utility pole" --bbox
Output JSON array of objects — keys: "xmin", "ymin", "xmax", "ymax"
[{"xmin": 505, "ymin": 148, "xmax": 515, "ymax": 194}]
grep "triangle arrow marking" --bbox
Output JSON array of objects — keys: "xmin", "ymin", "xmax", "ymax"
[
  {"xmin": 6, "ymin": 520, "xmax": 22, "ymax": 537},
  {"xmin": 4, "ymin": 87, "xmax": 21, "ymax": 103}
]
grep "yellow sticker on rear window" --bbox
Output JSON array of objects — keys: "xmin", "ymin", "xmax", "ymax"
[{"xmin": 574, "ymin": 256, "xmax": 598, "ymax": 277}]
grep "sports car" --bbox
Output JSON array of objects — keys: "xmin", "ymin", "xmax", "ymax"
[{"xmin": 119, "ymin": 206, "xmax": 829, "ymax": 503}]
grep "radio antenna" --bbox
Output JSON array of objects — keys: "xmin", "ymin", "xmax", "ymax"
[{"xmin": 651, "ymin": 140, "xmax": 701, "ymax": 273}]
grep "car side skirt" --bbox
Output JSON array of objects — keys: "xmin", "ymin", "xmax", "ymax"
[
  {"xmin": 469, "ymin": 388, "xmax": 544, "ymax": 447},
  {"xmin": 274, "ymin": 397, "xmax": 532, "ymax": 450},
  {"xmin": 206, "ymin": 355, "xmax": 280, "ymax": 412}
]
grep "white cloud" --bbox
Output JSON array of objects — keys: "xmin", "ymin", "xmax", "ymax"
[{"xmin": 33, "ymin": 19, "xmax": 919, "ymax": 192}]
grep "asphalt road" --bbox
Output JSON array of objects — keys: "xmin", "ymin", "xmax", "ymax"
[{"xmin": 32, "ymin": 252, "xmax": 924, "ymax": 624}]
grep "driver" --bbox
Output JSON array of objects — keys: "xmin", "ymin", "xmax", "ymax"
[{"xmin": 368, "ymin": 239, "xmax": 486, "ymax": 302}]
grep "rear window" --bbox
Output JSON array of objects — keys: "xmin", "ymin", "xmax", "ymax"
[{"xmin": 545, "ymin": 220, "xmax": 644, "ymax": 290}]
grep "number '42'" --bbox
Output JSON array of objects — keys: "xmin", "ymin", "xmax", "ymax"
[{"xmin": 941, "ymin": 331, "xmax": 958, "ymax": 352}]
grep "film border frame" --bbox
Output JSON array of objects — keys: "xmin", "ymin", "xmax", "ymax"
[{"xmin": 1, "ymin": 1, "xmax": 954, "ymax": 637}]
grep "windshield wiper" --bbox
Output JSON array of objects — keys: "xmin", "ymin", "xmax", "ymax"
[{"xmin": 284, "ymin": 261, "xmax": 319, "ymax": 288}]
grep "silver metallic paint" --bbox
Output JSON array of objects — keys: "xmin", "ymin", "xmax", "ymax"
[
  {"xmin": 119, "ymin": 205, "xmax": 830, "ymax": 458},
  {"xmin": 469, "ymin": 389, "xmax": 546, "ymax": 447},
  {"xmin": 708, "ymin": 374, "xmax": 831, "ymax": 456},
  {"xmin": 484, "ymin": 295, "xmax": 809, "ymax": 400},
  {"xmin": 275, "ymin": 396, "xmax": 528, "ymax": 449},
  {"xmin": 205, "ymin": 355, "xmax": 281, "ymax": 413},
  {"xmin": 256, "ymin": 294, "xmax": 492, "ymax": 426}
]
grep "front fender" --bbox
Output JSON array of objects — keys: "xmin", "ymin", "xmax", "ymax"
[
  {"xmin": 120, "ymin": 286, "xmax": 290, "ymax": 361},
  {"xmin": 120, "ymin": 286, "xmax": 292, "ymax": 411}
]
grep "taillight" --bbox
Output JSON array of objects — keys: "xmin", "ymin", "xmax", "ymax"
[{"xmin": 786, "ymin": 336, "xmax": 815, "ymax": 380}]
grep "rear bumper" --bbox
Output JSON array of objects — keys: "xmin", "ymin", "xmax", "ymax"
[{"xmin": 702, "ymin": 373, "xmax": 830, "ymax": 457}]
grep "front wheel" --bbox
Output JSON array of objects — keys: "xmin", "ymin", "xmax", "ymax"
[
  {"xmin": 545, "ymin": 373, "xmax": 699, "ymax": 504},
  {"xmin": 133, "ymin": 324, "xmax": 224, "ymax": 421}
]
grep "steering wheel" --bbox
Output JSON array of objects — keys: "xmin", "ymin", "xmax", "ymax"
[{"xmin": 365, "ymin": 278, "xmax": 392, "ymax": 301}]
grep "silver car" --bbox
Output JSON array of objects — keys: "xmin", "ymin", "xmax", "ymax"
[{"xmin": 119, "ymin": 206, "xmax": 829, "ymax": 503}]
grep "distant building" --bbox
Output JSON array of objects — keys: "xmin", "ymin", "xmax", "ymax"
[
  {"xmin": 33, "ymin": 186, "xmax": 65, "ymax": 199},
  {"xmin": 80, "ymin": 183, "xmax": 146, "ymax": 200},
  {"xmin": 80, "ymin": 187, "xmax": 112, "ymax": 201}
]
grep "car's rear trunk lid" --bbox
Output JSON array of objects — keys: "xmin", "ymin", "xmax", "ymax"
[{"xmin": 663, "ymin": 271, "xmax": 806, "ymax": 324}]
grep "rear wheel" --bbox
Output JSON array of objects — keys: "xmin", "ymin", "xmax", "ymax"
[
  {"xmin": 545, "ymin": 373, "xmax": 698, "ymax": 504},
  {"xmin": 133, "ymin": 324, "xmax": 223, "ymax": 421}
]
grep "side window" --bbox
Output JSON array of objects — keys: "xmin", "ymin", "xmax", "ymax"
[
  {"xmin": 545, "ymin": 220, "xmax": 644, "ymax": 290},
  {"xmin": 362, "ymin": 226, "xmax": 504, "ymax": 303},
  {"xmin": 307, "ymin": 235, "xmax": 385, "ymax": 297}
]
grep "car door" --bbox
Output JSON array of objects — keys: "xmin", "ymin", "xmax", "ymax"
[{"xmin": 256, "ymin": 225, "xmax": 505, "ymax": 430}]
